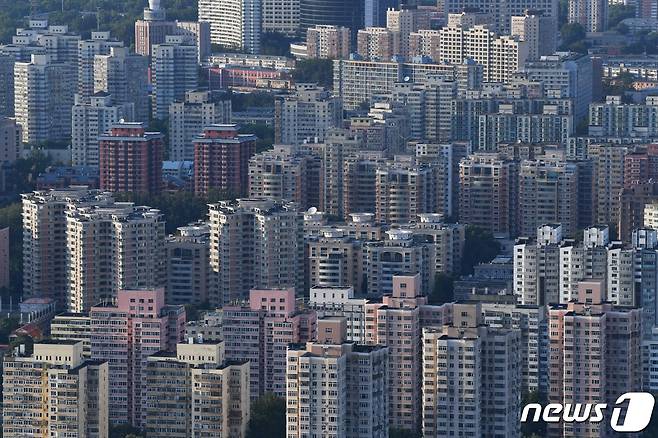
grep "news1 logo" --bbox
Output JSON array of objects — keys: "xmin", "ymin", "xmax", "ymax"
[{"xmin": 521, "ymin": 392, "xmax": 655, "ymax": 433}]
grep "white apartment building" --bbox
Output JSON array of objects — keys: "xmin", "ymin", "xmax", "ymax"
[
  {"xmin": 168, "ymin": 90, "xmax": 231, "ymax": 161},
  {"xmin": 94, "ymin": 46, "xmax": 150, "ymax": 122},
  {"xmin": 569, "ymin": 0, "xmax": 607, "ymax": 31},
  {"xmin": 151, "ymin": 35, "xmax": 198, "ymax": 119},
  {"xmin": 438, "ymin": 20, "xmax": 529, "ymax": 82},
  {"xmin": 513, "ymin": 224, "xmax": 563, "ymax": 305},
  {"xmin": 72, "ymin": 92, "xmax": 134, "ymax": 166},
  {"xmin": 199, "ymin": 0, "xmax": 262, "ymax": 54},
  {"xmin": 78, "ymin": 32, "xmax": 123, "ymax": 99},
  {"xmin": 275, "ymin": 83, "xmax": 343, "ymax": 145},
  {"xmin": 14, "ymin": 54, "xmax": 75, "ymax": 144},
  {"xmin": 308, "ymin": 287, "xmax": 368, "ymax": 343}
]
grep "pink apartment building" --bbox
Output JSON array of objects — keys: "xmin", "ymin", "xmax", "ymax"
[
  {"xmin": 365, "ymin": 274, "xmax": 452, "ymax": 432},
  {"xmin": 548, "ymin": 279, "xmax": 642, "ymax": 438},
  {"xmin": 90, "ymin": 288, "xmax": 186, "ymax": 427},
  {"xmin": 222, "ymin": 288, "xmax": 317, "ymax": 399}
]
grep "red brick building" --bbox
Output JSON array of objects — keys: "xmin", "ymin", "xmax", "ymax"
[
  {"xmin": 99, "ymin": 122, "xmax": 164, "ymax": 194},
  {"xmin": 193, "ymin": 124, "xmax": 256, "ymax": 196}
]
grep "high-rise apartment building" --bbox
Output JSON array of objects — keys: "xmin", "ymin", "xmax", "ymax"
[
  {"xmin": 72, "ymin": 92, "xmax": 134, "ymax": 167},
  {"xmin": 209, "ymin": 199, "xmax": 304, "ymax": 305},
  {"xmin": 521, "ymin": 53, "xmax": 593, "ymax": 121},
  {"xmin": 0, "ymin": 54, "xmax": 15, "ymax": 117},
  {"xmin": 2, "ymin": 340, "xmax": 109, "ymax": 438},
  {"xmin": 364, "ymin": 275, "xmax": 452, "ymax": 432},
  {"xmin": 306, "ymin": 25, "xmax": 351, "ymax": 59},
  {"xmin": 169, "ymin": 90, "xmax": 232, "ymax": 162},
  {"xmin": 445, "ymin": 0, "xmax": 558, "ymax": 34},
  {"xmin": 0, "ymin": 117, "xmax": 21, "ymax": 163},
  {"xmin": 307, "ymin": 229, "xmax": 364, "ymax": 291},
  {"xmin": 409, "ymin": 29, "xmax": 441, "ymax": 61},
  {"xmin": 248, "ymin": 144, "xmax": 322, "ymax": 209},
  {"xmin": 342, "ymin": 151, "xmax": 387, "ymax": 218},
  {"xmin": 286, "ymin": 317, "xmax": 389, "ymax": 438},
  {"xmin": 438, "ymin": 20, "xmax": 529, "ymax": 82},
  {"xmin": 151, "ymin": 35, "xmax": 198, "ymax": 120},
  {"xmin": 199, "ymin": 0, "xmax": 262, "ymax": 54},
  {"xmin": 193, "ymin": 124, "xmax": 256, "ymax": 197},
  {"xmin": 94, "ymin": 47, "xmax": 150, "ymax": 122},
  {"xmin": 357, "ymin": 27, "xmax": 401, "ymax": 61},
  {"xmin": 569, "ymin": 0, "xmax": 607, "ymax": 31},
  {"xmin": 589, "ymin": 95, "xmax": 658, "ymax": 139},
  {"xmin": 78, "ymin": 32, "xmax": 123, "ymax": 99},
  {"xmin": 14, "ymin": 54, "xmax": 75, "ymax": 144},
  {"xmin": 548, "ymin": 280, "xmax": 642, "ymax": 437},
  {"xmin": 22, "ymin": 187, "xmax": 115, "ymax": 305},
  {"xmin": 375, "ymin": 159, "xmax": 440, "ymax": 225},
  {"xmin": 262, "ymin": 0, "xmax": 300, "ymax": 36},
  {"xmin": 165, "ymin": 223, "xmax": 211, "ymax": 306},
  {"xmin": 275, "ymin": 84, "xmax": 343, "ymax": 145},
  {"xmin": 422, "ymin": 303, "xmax": 521, "ymax": 438},
  {"xmin": 134, "ymin": 0, "xmax": 176, "ymax": 56},
  {"xmin": 174, "ymin": 21, "xmax": 212, "ymax": 62},
  {"xmin": 51, "ymin": 312, "xmax": 93, "ymax": 357},
  {"xmin": 223, "ymin": 288, "xmax": 316, "ymax": 398},
  {"xmin": 386, "ymin": 6, "xmax": 430, "ymax": 58},
  {"xmin": 99, "ymin": 122, "xmax": 164, "ymax": 195},
  {"xmin": 90, "ymin": 288, "xmax": 186, "ymax": 427},
  {"xmin": 510, "ymin": 13, "xmax": 557, "ymax": 60},
  {"xmin": 588, "ymin": 143, "xmax": 628, "ymax": 226},
  {"xmin": 365, "ymin": 230, "xmax": 436, "ymax": 296},
  {"xmin": 313, "ymin": 129, "xmax": 361, "ymax": 217},
  {"xmin": 514, "ymin": 224, "xmax": 564, "ymax": 305},
  {"xmin": 459, "ymin": 152, "xmax": 518, "ymax": 237},
  {"xmin": 518, "ymin": 157, "xmax": 579, "ymax": 237},
  {"xmin": 66, "ymin": 203, "xmax": 166, "ymax": 312},
  {"xmin": 144, "ymin": 341, "xmax": 250, "ymax": 438}
]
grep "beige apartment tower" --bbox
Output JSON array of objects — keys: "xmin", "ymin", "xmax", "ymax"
[
  {"xmin": 144, "ymin": 341, "xmax": 250, "ymax": 438},
  {"xmin": 2, "ymin": 340, "xmax": 109, "ymax": 438}
]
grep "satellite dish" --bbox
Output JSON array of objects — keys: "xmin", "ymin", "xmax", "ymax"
[
  {"xmin": 403, "ymin": 76, "xmax": 411, "ymax": 82},
  {"xmin": 307, "ymin": 207, "xmax": 318, "ymax": 214}
]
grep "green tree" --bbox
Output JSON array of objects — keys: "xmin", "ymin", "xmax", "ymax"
[
  {"xmin": 609, "ymin": 4, "xmax": 635, "ymax": 28},
  {"xmin": 0, "ymin": 316, "xmax": 21, "ymax": 344},
  {"xmin": 230, "ymin": 91, "xmax": 275, "ymax": 111},
  {"xmin": 239, "ymin": 123, "xmax": 274, "ymax": 152},
  {"xmin": 429, "ymin": 273, "xmax": 455, "ymax": 305},
  {"xmin": 0, "ymin": 202, "xmax": 25, "ymax": 296},
  {"xmin": 260, "ymin": 32, "xmax": 292, "ymax": 56},
  {"xmin": 461, "ymin": 226, "xmax": 501, "ymax": 275},
  {"xmin": 115, "ymin": 191, "xmax": 232, "ymax": 234},
  {"xmin": 560, "ymin": 23, "xmax": 586, "ymax": 50},
  {"xmin": 291, "ymin": 59, "xmax": 334, "ymax": 88},
  {"xmin": 246, "ymin": 393, "xmax": 286, "ymax": 438}
]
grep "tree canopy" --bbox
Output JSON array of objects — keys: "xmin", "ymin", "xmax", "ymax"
[
  {"xmin": 0, "ymin": 0, "xmax": 197, "ymax": 46},
  {"xmin": 461, "ymin": 226, "xmax": 501, "ymax": 275},
  {"xmin": 246, "ymin": 393, "xmax": 286, "ymax": 438},
  {"xmin": 291, "ymin": 59, "xmax": 334, "ymax": 89}
]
